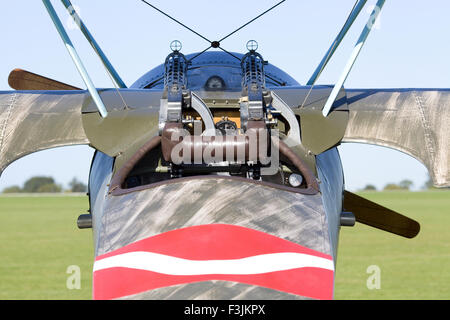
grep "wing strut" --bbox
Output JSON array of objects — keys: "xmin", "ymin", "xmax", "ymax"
[
  {"xmin": 307, "ymin": 0, "xmax": 368, "ymax": 86},
  {"xmin": 322, "ymin": 0, "xmax": 385, "ymax": 117},
  {"xmin": 60, "ymin": 0, "xmax": 127, "ymax": 89},
  {"xmin": 42, "ymin": 0, "xmax": 108, "ymax": 118}
]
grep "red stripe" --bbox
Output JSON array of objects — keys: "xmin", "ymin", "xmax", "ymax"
[
  {"xmin": 93, "ymin": 224, "xmax": 334, "ymax": 300},
  {"xmin": 93, "ymin": 267, "xmax": 334, "ymax": 300},
  {"xmin": 96, "ymin": 224, "xmax": 332, "ymax": 261}
]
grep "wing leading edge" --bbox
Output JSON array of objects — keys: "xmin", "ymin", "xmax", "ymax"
[
  {"xmin": 0, "ymin": 90, "xmax": 89, "ymax": 176},
  {"xmin": 1, "ymin": 87, "xmax": 448, "ymax": 188},
  {"xmin": 0, "ymin": 88, "xmax": 163, "ymax": 177},
  {"xmin": 342, "ymin": 88, "xmax": 450, "ymax": 188}
]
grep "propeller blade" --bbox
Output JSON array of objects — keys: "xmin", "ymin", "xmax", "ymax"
[
  {"xmin": 343, "ymin": 190, "xmax": 420, "ymax": 239},
  {"xmin": 8, "ymin": 68, "xmax": 81, "ymax": 91}
]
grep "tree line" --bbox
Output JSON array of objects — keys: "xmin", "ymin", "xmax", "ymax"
[
  {"xmin": 2, "ymin": 176, "xmax": 87, "ymax": 193},
  {"xmin": 361, "ymin": 176, "xmax": 438, "ymax": 192}
]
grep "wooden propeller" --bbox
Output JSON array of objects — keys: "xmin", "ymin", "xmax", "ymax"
[
  {"xmin": 343, "ymin": 190, "xmax": 420, "ymax": 239},
  {"xmin": 8, "ymin": 68, "xmax": 81, "ymax": 91}
]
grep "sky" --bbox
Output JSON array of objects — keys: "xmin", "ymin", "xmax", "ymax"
[{"xmin": 1, "ymin": 0, "xmax": 449, "ymax": 192}]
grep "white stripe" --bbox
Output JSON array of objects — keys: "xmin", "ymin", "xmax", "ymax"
[{"xmin": 93, "ymin": 251, "xmax": 334, "ymax": 275}]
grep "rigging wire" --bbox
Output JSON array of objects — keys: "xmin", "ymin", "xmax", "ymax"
[
  {"xmin": 139, "ymin": 0, "xmax": 287, "ymax": 63},
  {"xmin": 218, "ymin": 0, "xmax": 286, "ymax": 43},
  {"xmin": 186, "ymin": 45, "xmax": 212, "ymax": 64},
  {"xmin": 140, "ymin": 0, "xmax": 212, "ymax": 44},
  {"xmin": 105, "ymin": 68, "xmax": 130, "ymax": 110},
  {"xmin": 217, "ymin": 47, "xmax": 242, "ymax": 62}
]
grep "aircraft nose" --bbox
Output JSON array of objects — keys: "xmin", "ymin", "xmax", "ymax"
[{"xmin": 93, "ymin": 177, "xmax": 334, "ymax": 300}]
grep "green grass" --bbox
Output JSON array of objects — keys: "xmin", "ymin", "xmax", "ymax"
[
  {"xmin": 0, "ymin": 195, "xmax": 93, "ymax": 300},
  {"xmin": 0, "ymin": 191, "xmax": 449, "ymax": 300},
  {"xmin": 335, "ymin": 190, "xmax": 450, "ymax": 300}
]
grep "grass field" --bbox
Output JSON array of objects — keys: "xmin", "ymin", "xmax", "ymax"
[
  {"xmin": 0, "ymin": 195, "xmax": 93, "ymax": 300},
  {"xmin": 335, "ymin": 190, "xmax": 450, "ymax": 300},
  {"xmin": 0, "ymin": 191, "xmax": 449, "ymax": 300}
]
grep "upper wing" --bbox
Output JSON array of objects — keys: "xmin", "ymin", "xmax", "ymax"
[
  {"xmin": 342, "ymin": 89, "xmax": 450, "ymax": 187},
  {"xmin": 2, "ymin": 86, "xmax": 448, "ymax": 188},
  {"xmin": 0, "ymin": 89, "xmax": 163, "ymax": 176},
  {"xmin": 0, "ymin": 90, "xmax": 89, "ymax": 175}
]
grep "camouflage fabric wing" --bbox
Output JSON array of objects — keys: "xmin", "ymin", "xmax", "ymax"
[
  {"xmin": 1, "ymin": 88, "xmax": 449, "ymax": 188},
  {"xmin": 342, "ymin": 89, "xmax": 450, "ymax": 187},
  {"xmin": 0, "ymin": 91, "xmax": 89, "ymax": 176}
]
